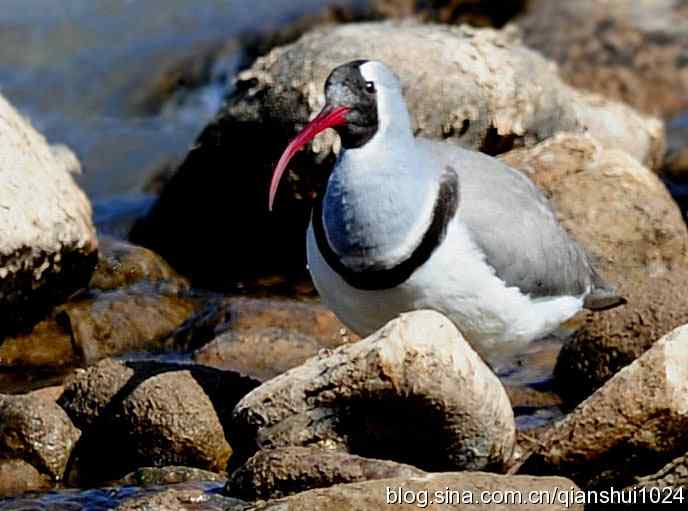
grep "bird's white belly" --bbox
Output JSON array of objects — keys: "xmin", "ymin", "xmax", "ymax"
[{"xmin": 307, "ymin": 220, "xmax": 584, "ymax": 366}]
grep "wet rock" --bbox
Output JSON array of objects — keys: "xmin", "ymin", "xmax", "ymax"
[
  {"xmin": 501, "ymin": 133, "xmax": 688, "ymax": 404},
  {"xmin": 226, "ymin": 447, "xmax": 424, "ymax": 500},
  {"xmin": 114, "ymin": 487, "xmax": 246, "ymax": 511},
  {"xmin": 0, "ymin": 459, "xmax": 52, "ymax": 498},
  {"xmin": 0, "ymin": 93, "xmax": 97, "ymax": 335},
  {"xmin": 231, "ymin": 310, "xmax": 515, "ymax": 472},
  {"xmin": 131, "ymin": 21, "xmax": 662, "ymax": 288},
  {"xmin": 519, "ymin": 324, "xmax": 688, "ymax": 489},
  {"xmin": 0, "ymin": 282, "xmax": 231, "ymax": 380},
  {"xmin": 518, "ymin": 0, "xmax": 688, "ymax": 119},
  {"xmin": 61, "ymin": 283, "xmax": 203, "ymax": 365},
  {"xmin": 193, "ymin": 297, "xmax": 356, "ymax": 381},
  {"xmin": 0, "ymin": 393, "xmax": 80, "ymax": 481},
  {"xmin": 118, "ymin": 466, "xmax": 226, "ymax": 486},
  {"xmin": 247, "ymin": 472, "xmax": 582, "ymax": 510},
  {"xmin": 0, "ymin": 315, "xmax": 76, "ymax": 371},
  {"xmin": 90, "ymin": 237, "xmax": 187, "ymax": 291},
  {"xmin": 59, "ymin": 359, "xmax": 258, "ymax": 484}
]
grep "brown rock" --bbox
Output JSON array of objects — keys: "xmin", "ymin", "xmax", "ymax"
[
  {"xmin": 131, "ymin": 21, "xmax": 662, "ymax": 288},
  {"xmin": 59, "ymin": 359, "xmax": 258, "ymax": 432},
  {"xmin": 519, "ymin": 324, "xmax": 688, "ymax": 488},
  {"xmin": 116, "ymin": 370, "xmax": 232, "ymax": 473},
  {"xmin": 0, "ymin": 283, "xmax": 229, "ymax": 378},
  {"xmin": 59, "ymin": 359, "xmax": 258, "ymax": 485},
  {"xmin": 193, "ymin": 297, "xmax": 357, "ymax": 381},
  {"xmin": 227, "ymin": 447, "xmax": 425, "ymax": 500},
  {"xmin": 90, "ymin": 236, "xmax": 187, "ymax": 291},
  {"xmin": 0, "ymin": 393, "xmax": 80, "ymax": 480},
  {"xmin": 518, "ymin": 0, "xmax": 688, "ymax": 119},
  {"xmin": 501, "ymin": 133, "xmax": 688, "ymax": 404},
  {"xmin": 62, "ymin": 283, "xmax": 202, "ymax": 364},
  {"xmin": 0, "ymin": 459, "xmax": 52, "ymax": 498},
  {"xmin": 0, "ymin": 93, "xmax": 97, "ymax": 335},
  {"xmin": 231, "ymin": 311, "xmax": 515, "ymax": 472},
  {"xmin": 247, "ymin": 472, "xmax": 583, "ymax": 510}
]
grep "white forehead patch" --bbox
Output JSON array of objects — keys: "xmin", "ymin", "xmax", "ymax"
[{"xmin": 359, "ymin": 61, "xmax": 402, "ymax": 91}]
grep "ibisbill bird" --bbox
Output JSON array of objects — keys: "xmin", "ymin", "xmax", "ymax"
[{"xmin": 268, "ymin": 59, "xmax": 625, "ymax": 367}]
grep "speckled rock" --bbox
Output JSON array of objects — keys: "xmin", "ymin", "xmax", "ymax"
[
  {"xmin": 501, "ymin": 133, "xmax": 688, "ymax": 404},
  {"xmin": 0, "ymin": 93, "xmax": 97, "ymax": 334},
  {"xmin": 116, "ymin": 370, "xmax": 232, "ymax": 472},
  {"xmin": 131, "ymin": 21, "xmax": 662, "ymax": 288},
  {"xmin": 631, "ymin": 450, "xmax": 688, "ymax": 493},
  {"xmin": 519, "ymin": 324, "xmax": 688, "ymax": 489},
  {"xmin": 518, "ymin": 0, "xmax": 688, "ymax": 119},
  {"xmin": 226, "ymin": 447, "xmax": 425, "ymax": 500},
  {"xmin": 0, "ymin": 393, "xmax": 81, "ymax": 481},
  {"xmin": 246, "ymin": 472, "xmax": 583, "ymax": 510},
  {"xmin": 59, "ymin": 359, "xmax": 258, "ymax": 485},
  {"xmin": 231, "ymin": 310, "xmax": 515, "ymax": 472}
]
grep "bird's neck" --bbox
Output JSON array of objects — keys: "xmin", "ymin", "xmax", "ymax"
[{"xmin": 320, "ymin": 134, "xmax": 440, "ymax": 271}]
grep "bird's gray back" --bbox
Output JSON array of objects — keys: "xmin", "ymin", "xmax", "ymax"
[{"xmin": 416, "ymin": 138, "xmax": 598, "ymax": 300}]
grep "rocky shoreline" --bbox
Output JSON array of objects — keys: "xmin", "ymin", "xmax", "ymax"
[{"xmin": 3, "ymin": 1, "xmax": 688, "ymax": 509}]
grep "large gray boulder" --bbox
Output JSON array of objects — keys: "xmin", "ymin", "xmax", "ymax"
[{"xmin": 0, "ymin": 94, "xmax": 97, "ymax": 334}]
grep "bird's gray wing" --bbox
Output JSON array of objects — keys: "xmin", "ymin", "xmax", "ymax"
[{"xmin": 418, "ymin": 139, "xmax": 623, "ymax": 309}]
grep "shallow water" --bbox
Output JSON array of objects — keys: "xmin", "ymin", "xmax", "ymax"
[
  {"xmin": 0, "ymin": 481, "xmax": 229, "ymax": 511},
  {"xmin": 0, "ymin": 0, "xmax": 366, "ymax": 201}
]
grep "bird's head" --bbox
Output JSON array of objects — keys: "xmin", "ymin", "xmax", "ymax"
[{"xmin": 268, "ymin": 60, "xmax": 405, "ymax": 210}]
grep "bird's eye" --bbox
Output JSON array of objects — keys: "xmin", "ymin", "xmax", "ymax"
[{"xmin": 365, "ymin": 81, "xmax": 376, "ymax": 94}]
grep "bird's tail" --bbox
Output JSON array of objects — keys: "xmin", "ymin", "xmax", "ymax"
[{"xmin": 583, "ymin": 270, "xmax": 627, "ymax": 311}]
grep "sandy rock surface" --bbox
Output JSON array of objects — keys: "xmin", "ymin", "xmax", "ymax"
[
  {"xmin": 0, "ymin": 93, "xmax": 97, "ymax": 334},
  {"xmin": 231, "ymin": 310, "xmax": 515, "ymax": 472},
  {"xmin": 518, "ymin": 0, "xmax": 688, "ymax": 119},
  {"xmin": 246, "ymin": 472, "xmax": 583, "ymax": 511}
]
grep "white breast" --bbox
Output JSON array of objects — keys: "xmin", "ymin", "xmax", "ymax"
[{"xmin": 307, "ymin": 216, "xmax": 584, "ymax": 367}]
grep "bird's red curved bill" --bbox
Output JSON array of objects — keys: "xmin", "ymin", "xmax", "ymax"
[{"xmin": 268, "ymin": 105, "xmax": 350, "ymax": 211}]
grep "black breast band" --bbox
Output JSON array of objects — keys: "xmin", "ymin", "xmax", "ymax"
[{"xmin": 312, "ymin": 167, "xmax": 459, "ymax": 291}]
